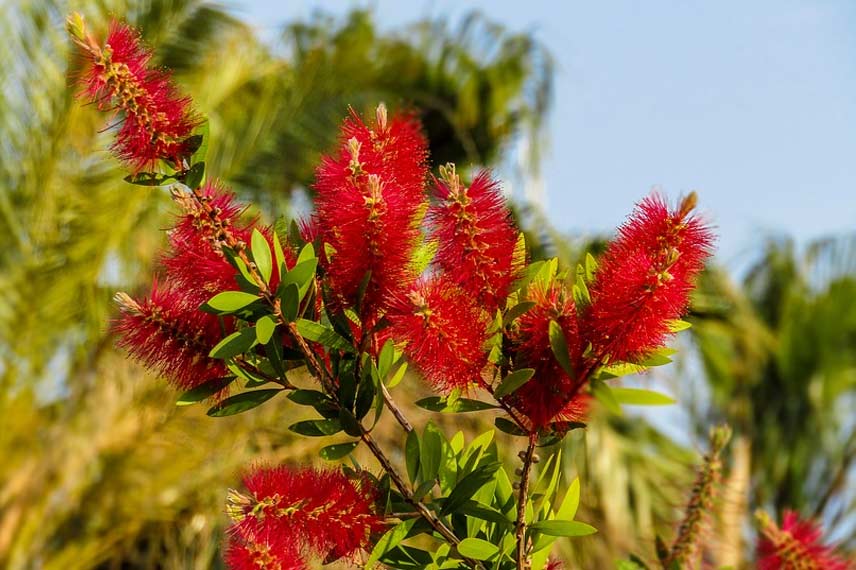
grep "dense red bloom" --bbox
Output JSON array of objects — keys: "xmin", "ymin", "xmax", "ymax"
[
  {"xmin": 387, "ymin": 275, "xmax": 491, "ymax": 392},
  {"xmin": 583, "ymin": 193, "xmax": 713, "ymax": 363},
  {"xmin": 510, "ymin": 281, "xmax": 588, "ymax": 428},
  {"xmin": 757, "ymin": 510, "xmax": 852, "ymax": 570},
  {"xmin": 75, "ymin": 20, "xmax": 200, "ymax": 170},
  {"xmin": 113, "ymin": 281, "xmax": 229, "ymax": 391},
  {"xmin": 225, "ymin": 536, "xmax": 306, "ymax": 570},
  {"xmin": 313, "ymin": 105, "xmax": 428, "ymax": 323},
  {"xmin": 429, "ymin": 167, "xmax": 522, "ymax": 310},
  {"xmin": 161, "ymin": 180, "xmax": 293, "ymax": 306},
  {"xmin": 226, "ymin": 466, "xmax": 385, "ymax": 562}
]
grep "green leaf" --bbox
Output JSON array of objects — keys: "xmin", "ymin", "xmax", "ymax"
[
  {"xmin": 573, "ymin": 273, "xmax": 591, "ymax": 308},
  {"xmin": 639, "ymin": 348, "xmax": 675, "ymax": 367},
  {"xmin": 548, "ymin": 320, "xmax": 575, "ymax": 376},
  {"xmin": 592, "ymin": 380, "xmax": 622, "ymax": 415},
  {"xmin": 273, "ymin": 230, "xmax": 287, "ymax": 275},
  {"xmin": 206, "ymin": 389, "xmax": 280, "ymax": 417},
  {"xmin": 230, "ymin": 256, "xmax": 258, "ymax": 291},
  {"xmin": 529, "ymin": 520, "xmax": 597, "ymax": 537},
  {"xmin": 255, "ymin": 315, "xmax": 277, "ymax": 344},
  {"xmin": 184, "ymin": 161, "xmax": 205, "ymax": 189},
  {"xmin": 366, "ymin": 519, "xmax": 417, "ymax": 568},
  {"xmin": 288, "ymin": 418, "xmax": 343, "ymax": 437},
  {"xmin": 416, "ymin": 397, "xmax": 498, "ymax": 413},
  {"xmin": 494, "ymin": 368, "xmax": 535, "ymax": 398},
  {"xmin": 297, "ymin": 242, "xmax": 315, "ymax": 264},
  {"xmin": 204, "ymin": 291, "xmax": 259, "ymax": 313},
  {"xmin": 458, "ymin": 500, "xmax": 514, "ymax": 528},
  {"xmin": 283, "ymin": 258, "xmax": 318, "ymax": 300},
  {"xmin": 295, "ymin": 319, "xmax": 353, "ymax": 352},
  {"xmin": 387, "ymin": 361, "xmax": 408, "ymax": 388},
  {"xmin": 457, "ymin": 538, "xmax": 499, "ymax": 561},
  {"xmin": 378, "ymin": 339, "xmax": 396, "ymax": 379},
  {"xmin": 495, "ymin": 417, "xmax": 527, "ymax": 436},
  {"xmin": 338, "ymin": 409, "xmax": 363, "ymax": 437},
  {"xmin": 279, "ymin": 283, "xmax": 300, "ymax": 322},
  {"xmin": 320, "ymin": 441, "xmax": 359, "ymax": 460},
  {"xmin": 441, "ymin": 463, "xmax": 501, "ymax": 515},
  {"xmin": 503, "ymin": 301, "xmax": 536, "ymax": 326},
  {"xmin": 405, "ymin": 429, "xmax": 420, "ymax": 483},
  {"xmin": 189, "ymin": 121, "xmax": 209, "ymax": 162},
  {"xmin": 251, "ymin": 229, "xmax": 273, "ymax": 284},
  {"xmin": 585, "ymin": 252, "xmax": 598, "ymax": 282},
  {"xmin": 176, "ymin": 376, "xmax": 235, "ymax": 406},
  {"xmin": 667, "ymin": 319, "xmax": 692, "ymax": 332},
  {"xmin": 209, "ymin": 328, "xmax": 257, "ymax": 359},
  {"xmin": 611, "ymin": 387, "xmax": 676, "ymax": 406},
  {"xmin": 597, "ymin": 362, "xmax": 647, "ymax": 379},
  {"xmin": 287, "ymin": 389, "xmax": 328, "ymax": 406},
  {"xmin": 123, "ymin": 171, "xmax": 176, "ymax": 186},
  {"xmin": 420, "ymin": 422, "xmax": 443, "ymax": 483},
  {"xmin": 555, "ymin": 477, "xmax": 581, "ymax": 521}
]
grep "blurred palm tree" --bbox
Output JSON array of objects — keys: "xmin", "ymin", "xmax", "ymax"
[
  {"xmin": 689, "ymin": 235, "xmax": 856, "ymax": 567},
  {"xmin": 0, "ymin": 1, "xmax": 552, "ymax": 568}
]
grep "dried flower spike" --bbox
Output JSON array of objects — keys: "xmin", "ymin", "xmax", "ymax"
[
  {"xmin": 68, "ymin": 14, "xmax": 200, "ymax": 170},
  {"xmin": 661, "ymin": 424, "xmax": 731, "ymax": 569}
]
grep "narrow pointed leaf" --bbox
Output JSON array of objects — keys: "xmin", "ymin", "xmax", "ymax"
[
  {"xmin": 611, "ymin": 387, "xmax": 676, "ymax": 406},
  {"xmin": 206, "ymin": 389, "xmax": 281, "ymax": 416},
  {"xmin": 549, "ymin": 320, "xmax": 575, "ymax": 376},
  {"xmin": 494, "ymin": 368, "xmax": 535, "ymax": 398},
  {"xmin": 251, "ymin": 228, "xmax": 273, "ymax": 284}
]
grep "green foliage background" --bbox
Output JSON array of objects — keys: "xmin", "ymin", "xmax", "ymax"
[{"xmin": 0, "ymin": 1, "xmax": 853, "ymax": 569}]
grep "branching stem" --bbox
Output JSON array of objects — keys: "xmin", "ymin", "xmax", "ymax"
[{"xmin": 515, "ymin": 432, "xmax": 538, "ymax": 569}]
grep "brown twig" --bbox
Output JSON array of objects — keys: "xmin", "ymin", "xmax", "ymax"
[{"xmin": 515, "ymin": 432, "xmax": 538, "ymax": 569}]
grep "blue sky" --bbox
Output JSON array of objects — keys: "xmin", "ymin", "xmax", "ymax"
[{"xmin": 236, "ymin": 0, "xmax": 856, "ymax": 264}]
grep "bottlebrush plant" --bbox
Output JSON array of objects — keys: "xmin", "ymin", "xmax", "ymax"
[{"xmin": 65, "ymin": 13, "xmax": 826, "ymax": 570}]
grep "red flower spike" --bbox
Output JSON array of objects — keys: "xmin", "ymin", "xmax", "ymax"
[
  {"xmin": 313, "ymin": 105, "xmax": 428, "ymax": 323},
  {"xmin": 583, "ymin": 193, "xmax": 713, "ymax": 363},
  {"xmin": 511, "ymin": 281, "xmax": 588, "ymax": 429},
  {"xmin": 75, "ymin": 20, "xmax": 200, "ymax": 171},
  {"xmin": 227, "ymin": 466, "xmax": 385, "ymax": 561},
  {"xmin": 113, "ymin": 282, "xmax": 230, "ymax": 391},
  {"xmin": 225, "ymin": 535, "xmax": 306, "ymax": 570},
  {"xmin": 387, "ymin": 275, "xmax": 491, "ymax": 392},
  {"xmin": 756, "ymin": 510, "xmax": 852, "ymax": 570},
  {"xmin": 162, "ymin": 180, "xmax": 293, "ymax": 306},
  {"xmin": 429, "ymin": 165, "xmax": 522, "ymax": 311}
]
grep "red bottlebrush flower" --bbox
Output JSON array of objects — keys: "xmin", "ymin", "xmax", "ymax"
[
  {"xmin": 162, "ymin": 180, "xmax": 291, "ymax": 306},
  {"xmin": 387, "ymin": 274, "xmax": 491, "ymax": 392},
  {"xmin": 583, "ymin": 193, "xmax": 713, "ymax": 363},
  {"xmin": 225, "ymin": 536, "xmax": 306, "ymax": 570},
  {"xmin": 226, "ymin": 466, "xmax": 385, "ymax": 562},
  {"xmin": 73, "ymin": 19, "xmax": 200, "ymax": 170},
  {"xmin": 757, "ymin": 510, "xmax": 852, "ymax": 570},
  {"xmin": 429, "ymin": 166, "xmax": 523, "ymax": 310},
  {"xmin": 113, "ymin": 281, "xmax": 230, "ymax": 391},
  {"xmin": 510, "ymin": 281, "xmax": 588, "ymax": 429},
  {"xmin": 313, "ymin": 105, "xmax": 428, "ymax": 323}
]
